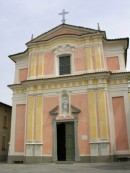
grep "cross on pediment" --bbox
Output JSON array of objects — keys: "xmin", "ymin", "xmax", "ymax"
[{"xmin": 59, "ymin": 9, "xmax": 69, "ymax": 24}]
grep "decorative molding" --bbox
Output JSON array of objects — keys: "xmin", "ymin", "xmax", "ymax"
[
  {"xmin": 49, "ymin": 105, "xmax": 81, "ymax": 117},
  {"xmin": 71, "ymin": 105, "xmax": 81, "ymax": 113},
  {"xmin": 53, "ymin": 44, "xmax": 75, "ymax": 55},
  {"xmin": 49, "ymin": 106, "xmax": 59, "ymax": 116},
  {"xmin": 26, "ymin": 142, "xmax": 43, "ymax": 145}
]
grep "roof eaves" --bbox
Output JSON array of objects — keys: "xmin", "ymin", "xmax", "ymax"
[
  {"xmin": 8, "ymin": 48, "xmax": 28, "ymax": 62},
  {"xmin": 9, "ymin": 48, "xmax": 28, "ymax": 58},
  {"xmin": 103, "ymin": 37, "xmax": 129, "ymax": 47}
]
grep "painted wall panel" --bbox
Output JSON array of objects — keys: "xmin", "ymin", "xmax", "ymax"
[
  {"xmin": 15, "ymin": 104, "xmax": 25, "ymax": 152},
  {"xmin": 74, "ymin": 47, "xmax": 86, "ymax": 72},
  {"xmin": 27, "ymin": 96, "xmax": 35, "ymax": 141},
  {"xmin": 106, "ymin": 56, "xmax": 120, "ymax": 71},
  {"xmin": 37, "ymin": 53, "xmax": 44, "ymax": 76},
  {"xmin": 88, "ymin": 91, "xmax": 98, "ymax": 140},
  {"xmin": 71, "ymin": 94, "xmax": 90, "ymax": 155},
  {"xmin": 42, "ymin": 96, "xmax": 59, "ymax": 155},
  {"xmin": 97, "ymin": 91, "xmax": 108, "ymax": 139},
  {"xmin": 19, "ymin": 68, "xmax": 28, "ymax": 81},
  {"xmin": 29, "ymin": 54, "xmax": 36, "ymax": 77},
  {"xmin": 94, "ymin": 46, "xmax": 102, "ymax": 70},
  {"xmin": 35, "ymin": 96, "xmax": 43, "ymax": 141},
  {"xmin": 86, "ymin": 47, "xmax": 93, "ymax": 70},
  {"xmin": 112, "ymin": 97, "xmax": 129, "ymax": 150},
  {"xmin": 44, "ymin": 51, "xmax": 54, "ymax": 75}
]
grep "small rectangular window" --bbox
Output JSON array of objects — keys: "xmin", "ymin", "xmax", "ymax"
[
  {"xmin": 2, "ymin": 136, "xmax": 6, "ymax": 150},
  {"xmin": 3, "ymin": 116, "xmax": 7, "ymax": 128},
  {"xmin": 59, "ymin": 56, "xmax": 71, "ymax": 75}
]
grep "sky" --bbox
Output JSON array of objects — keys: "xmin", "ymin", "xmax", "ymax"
[{"xmin": 0, "ymin": 0, "xmax": 130, "ymax": 106}]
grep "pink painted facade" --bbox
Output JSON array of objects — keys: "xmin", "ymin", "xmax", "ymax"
[
  {"xmin": 15, "ymin": 104, "xmax": 26, "ymax": 152},
  {"xmin": 74, "ymin": 47, "xmax": 86, "ymax": 72},
  {"xmin": 112, "ymin": 97, "xmax": 129, "ymax": 151},
  {"xmin": 44, "ymin": 51, "xmax": 54, "ymax": 75},
  {"xmin": 106, "ymin": 56, "xmax": 120, "ymax": 71},
  {"xmin": 8, "ymin": 24, "xmax": 130, "ymax": 163},
  {"xmin": 71, "ymin": 94, "xmax": 90, "ymax": 155},
  {"xmin": 42, "ymin": 96, "xmax": 59, "ymax": 155},
  {"xmin": 19, "ymin": 68, "xmax": 28, "ymax": 81}
]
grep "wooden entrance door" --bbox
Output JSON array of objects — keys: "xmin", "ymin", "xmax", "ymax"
[
  {"xmin": 57, "ymin": 122, "xmax": 75, "ymax": 161},
  {"xmin": 66, "ymin": 122, "xmax": 75, "ymax": 161}
]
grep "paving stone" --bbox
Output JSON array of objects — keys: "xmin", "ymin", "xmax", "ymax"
[{"xmin": 0, "ymin": 162, "xmax": 130, "ymax": 173}]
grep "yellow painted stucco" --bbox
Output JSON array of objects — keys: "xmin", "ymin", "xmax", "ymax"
[
  {"xmin": 27, "ymin": 80, "xmax": 90, "ymax": 92},
  {"xmin": 84, "ymin": 80, "xmax": 88, "ymax": 85},
  {"xmin": 97, "ymin": 90, "xmax": 108, "ymax": 139},
  {"xmin": 37, "ymin": 53, "xmax": 44, "ymax": 76},
  {"xmin": 33, "ymin": 85, "xmax": 38, "ymax": 91},
  {"xmin": 35, "ymin": 96, "xmax": 43, "ymax": 141},
  {"xmin": 42, "ymin": 85, "xmax": 46, "ymax": 90},
  {"xmin": 29, "ymin": 39, "xmax": 85, "ymax": 53},
  {"xmin": 29, "ymin": 53, "xmax": 44, "ymax": 78},
  {"xmin": 119, "ymin": 79, "xmax": 123, "ymax": 84},
  {"xmin": 94, "ymin": 38, "xmax": 102, "ymax": 43},
  {"xmin": 29, "ymin": 54, "xmax": 36, "ymax": 77},
  {"xmin": 86, "ymin": 47, "xmax": 93, "ymax": 70},
  {"xmin": 93, "ymin": 80, "xmax": 98, "ymax": 85},
  {"xmin": 89, "ymin": 38, "xmax": 94, "ymax": 43},
  {"xmin": 94, "ymin": 46, "xmax": 102, "ymax": 70},
  {"xmin": 88, "ymin": 91, "xmax": 98, "ymax": 140},
  {"xmin": 27, "ymin": 96, "xmax": 35, "ymax": 141}
]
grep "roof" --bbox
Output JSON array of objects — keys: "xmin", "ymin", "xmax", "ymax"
[
  {"xmin": 26, "ymin": 23, "xmax": 106, "ymax": 45},
  {"xmin": 9, "ymin": 48, "xmax": 28, "ymax": 61},
  {"xmin": 0, "ymin": 102, "xmax": 12, "ymax": 108}
]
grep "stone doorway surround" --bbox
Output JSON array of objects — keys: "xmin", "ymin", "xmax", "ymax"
[{"xmin": 49, "ymin": 105, "xmax": 81, "ymax": 162}]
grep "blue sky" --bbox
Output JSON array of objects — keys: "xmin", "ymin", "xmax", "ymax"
[{"xmin": 0, "ymin": 0, "xmax": 130, "ymax": 105}]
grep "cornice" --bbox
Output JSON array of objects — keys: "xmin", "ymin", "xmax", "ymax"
[
  {"xmin": 8, "ymin": 71, "xmax": 110, "ymax": 89},
  {"xmin": 27, "ymin": 33, "xmax": 104, "ymax": 50},
  {"xmin": 8, "ymin": 71, "xmax": 130, "ymax": 90},
  {"xmin": 109, "ymin": 71, "xmax": 130, "ymax": 79},
  {"xmin": 103, "ymin": 37, "xmax": 129, "ymax": 49}
]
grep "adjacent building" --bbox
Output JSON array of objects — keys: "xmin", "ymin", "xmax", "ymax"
[
  {"xmin": 0, "ymin": 102, "xmax": 11, "ymax": 162},
  {"xmin": 8, "ymin": 24, "xmax": 130, "ymax": 163}
]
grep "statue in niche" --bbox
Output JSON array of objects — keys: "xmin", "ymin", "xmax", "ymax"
[{"xmin": 62, "ymin": 95, "xmax": 69, "ymax": 114}]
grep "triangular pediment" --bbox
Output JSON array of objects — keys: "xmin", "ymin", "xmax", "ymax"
[{"xmin": 26, "ymin": 24, "xmax": 105, "ymax": 45}]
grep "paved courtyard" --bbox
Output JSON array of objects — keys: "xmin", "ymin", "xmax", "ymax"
[{"xmin": 0, "ymin": 162, "xmax": 130, "ymax": 173}]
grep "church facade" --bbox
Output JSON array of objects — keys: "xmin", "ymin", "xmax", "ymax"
[{"xmin": 8, "ymin": 24, "xmax": 130, "ymax": 163}]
